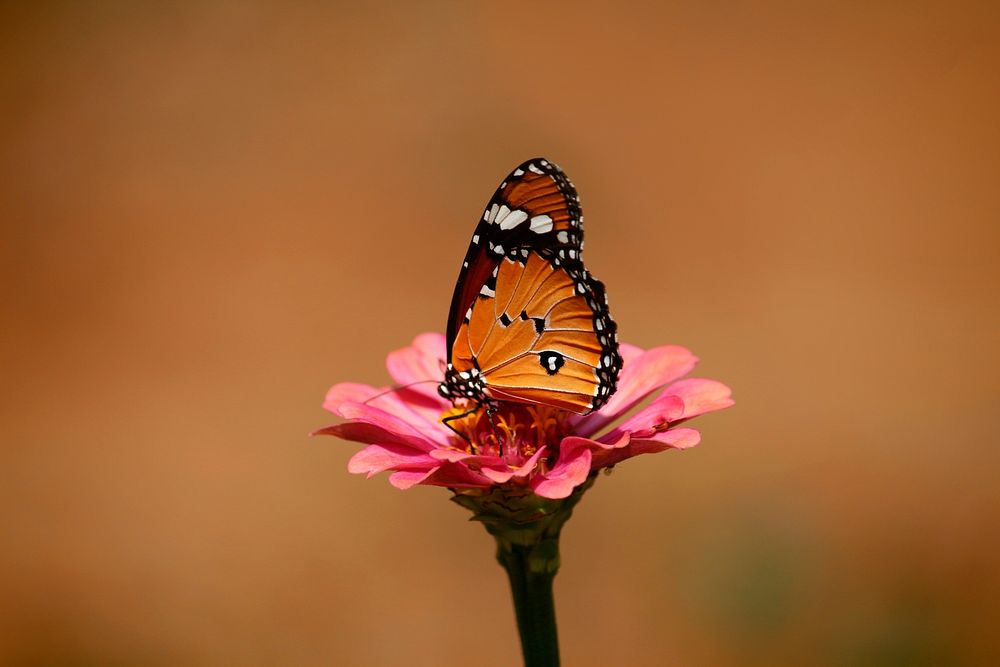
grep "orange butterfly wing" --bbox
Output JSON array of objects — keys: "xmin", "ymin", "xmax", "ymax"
[
  {"xmin": 451, "ymin": 254, "xmax": 614, "ymax": 413},
  {"xmin": 443, "ymin": 158, "xmax": 620, "ymax": 414}
]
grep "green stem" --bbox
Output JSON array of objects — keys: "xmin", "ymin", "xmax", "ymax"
[
  {"xmin": 451, "ymin": 474, "xmax": 598, "ymax": 667},
  {"xmin": 498, "ymin": 541, "xmax": 561, "ymax": 667}
]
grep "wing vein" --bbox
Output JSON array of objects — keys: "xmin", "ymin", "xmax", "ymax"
[
  {"xmin": 498, "ymin": 259, "xmax": 525, "ymax": 322},
  {"xmin": 479, "ymin": 350, "xmax": 531, "ymax": 375}
]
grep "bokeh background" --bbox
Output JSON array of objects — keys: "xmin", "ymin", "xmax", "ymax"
[{"xmin": 2, "ymin": 2, "xmax": 998, "ymax": 665}]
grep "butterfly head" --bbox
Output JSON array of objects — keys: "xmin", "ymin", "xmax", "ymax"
[{"xmin": 438, "ymin": 363, "xmax": 486, "ymax": 403}]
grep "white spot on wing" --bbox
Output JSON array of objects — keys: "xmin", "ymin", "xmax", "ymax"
[
  {"xmin": 557, "ymin": 231, "xmax": 569, "ymax": 243},
  {"xmin": 513, "ymin": 168, "xmax": 525, "ymax": 176},
  {"xmin": 495, "ymin": 204, "xmax": 511, "ymax": 226},
  {"xmin": 528, "ymin": 163, "xmax": 544, "ymax": 174},
  {"xmin": 529, "ymin": 215, "xmax": 553, "ymax": 233},
  {"xmin": 499, "ymin": 209, "xmax": 528, "ymax": 230},
  {"xmin": 488, "ymin": 203, "xmax": 500, "ymax": 224}
]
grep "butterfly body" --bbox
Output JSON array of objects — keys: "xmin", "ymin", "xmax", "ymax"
[{"xmin": 439, "ymin": 158, "xmax": 621, "ymax": 416}]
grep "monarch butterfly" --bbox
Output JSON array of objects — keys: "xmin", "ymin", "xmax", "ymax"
[{"xmin": 438, "ymin": 158, "xmax": 622, "ymax": 421}]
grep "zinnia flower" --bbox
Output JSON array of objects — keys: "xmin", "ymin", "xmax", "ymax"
[{"xmin": 315, "ymin": 332, "xmax": 733, "ymax": 500}]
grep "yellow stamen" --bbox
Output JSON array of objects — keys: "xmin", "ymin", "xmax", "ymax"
[{"xmin": 440, "ymin": 402, "xmax": 572, "ymax": 458}]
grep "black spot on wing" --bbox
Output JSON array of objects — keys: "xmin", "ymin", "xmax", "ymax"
[{"xmin": 538, "ymin": 351, "xmax": 565, "ymax": 376}]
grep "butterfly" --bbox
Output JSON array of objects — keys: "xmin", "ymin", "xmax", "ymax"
[{"xmin": 437, "ymin": 158, "xmax": 622, "ymax": 418}]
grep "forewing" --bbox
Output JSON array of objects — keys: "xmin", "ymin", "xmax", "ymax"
[{"xmin": 445, "ymin": 158, "xmax": 584, "ymax": 357}]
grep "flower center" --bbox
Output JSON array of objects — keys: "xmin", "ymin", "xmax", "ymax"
[{"xmin": 441, "ymin": 402, "xmax": 571, "ymax": 461}]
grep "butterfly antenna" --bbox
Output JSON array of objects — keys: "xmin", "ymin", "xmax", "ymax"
[{"xmin": 360, "ymin": 380, "xmax": 441, "ymax": 405}]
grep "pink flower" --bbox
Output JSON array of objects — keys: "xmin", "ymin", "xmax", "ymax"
[{"xmin": 315, "ymin": 333, "xmax": 733, "ymax": 500}]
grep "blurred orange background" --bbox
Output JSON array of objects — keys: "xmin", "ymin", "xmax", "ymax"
[{"xmin": 2, "ymin": 2, "xmax": 998, "ymax": 665}]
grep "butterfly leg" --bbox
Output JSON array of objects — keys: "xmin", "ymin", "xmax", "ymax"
[
  {"xmin": 484, "ymin": 402, "xmax": 504, "ymax": 456},
  {"xmin": 441, "ymin": 403, "xmax": 480, "ymax": 454}
]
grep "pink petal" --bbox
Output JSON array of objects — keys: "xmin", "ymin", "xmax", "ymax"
[
  {"xmin": 632, "ymin": 427, "xmax": 702, "ymax": 451},
  {"xmin": 558, "ymin": 433, "xmax": 629, "ymax": 470},
  {"xmin": 325, "ymin": 380, "xmax": 453, "ymax": 444},
  {"xmin": 531, "ymin": 442, "xmax": 593, "ymax": 499},
  {"xmin": 433, "ymin": 462, "xmax": 498, "ymax": 488},
  {"xmin": 338, "ymin": 401, "xmax": 443, "ymax": 451},
  {"xmin": 561, "ymin": 433, "xmax": 631, "ymax": 453},
  {"xmin": 430, "ymin": 449, "xmax": 505, "ymax": 467},
  {"xmin": 618, "ymin": 342, "xmax": 647, "ymax": 367},
  {"xmin": 600, "ymin": 395, "xmax": 686, "ymax": 443},
  {"xmin": 480, "ymin": 467, "xmax": 516, "ymax": 483},
  {"xmin": 574, "ymin": 345, "xmax": 699, "ymax": 437},
  {"xmin": 411, "ymin": 332, "xmax": 447, "ymax": 359},
  {"xmin": 313, "ymin": 422, "xmax": 437, "ymax": 451},
  {"xmin": 364, "ymin": 390, "xmax": 454, "ymax": 443},
  {"xmin": 390, "ymin": 463, "xmax": 494, "ymax": 490},
  {"xmin": 428, "ymin": 446, "xmax": 548, "ymax": 484},
  {"xmin": 348, "ymin": 444, "xmax": 439, "ymax": 477},
  {"xmin": 323, "ymin": 382, "xmax": 382, "ymax": 416},
  {"xmin": 385, "ymin": 333, "xmax": 450, "ymax": 404},
  {"xmin": 388, "ymin": 467, "xmax": 441, "ymax": 489},
  {"xmin": 509, "ymin": 446, "xmax": 548, "ymax": 479},
  {"xmin": 592, "ymin": 428, "xmax": 701, "ymax": 469},
  {"xmin": 663, "ymin": 378, "xmax": 735, "ymax": 420},
  {"xmin": 479, "ymin": 446, "xmax": 550, "ymax": 483}
]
